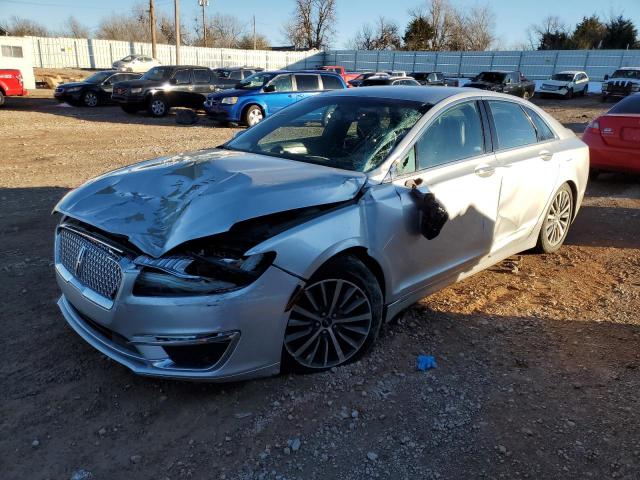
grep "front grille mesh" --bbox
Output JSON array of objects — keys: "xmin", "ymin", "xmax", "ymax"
[{"xmin": 58, "ymin": 228, "xmax": 123, "ymax": 300}]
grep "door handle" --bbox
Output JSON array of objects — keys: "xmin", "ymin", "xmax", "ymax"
[
  {"xmin": 539, "ymin": 150, "xmax": 553, "ymax": 161},
  {"xmin": 474, "ymin": 164, "xmax": 495, "ymax": 178}
]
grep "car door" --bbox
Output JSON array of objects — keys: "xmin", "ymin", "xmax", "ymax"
[
  {"xmin": 384, "ymin": 99, "xmax": 501, "ymax": 296},
  {"xmin": 293, "ymin": 74, "xmax": 321, "ymax": 102},
  {"xmin": 169, "ymin": 68, "xmax": 193, "ymax": 107},
  {"xmin": 487, "ymin": 99, "xmax": 560, "ymax": 252},
  {"xmin": 263, "ymin": 74, "xmax": 296, "ymax": 114},
  {"xmin": 193, "ymin": 68, "xmax": 215, "ymax": 105},
  {"xmin": 101, "ymin": 73, "xmax": 126, "ymax": 102}
]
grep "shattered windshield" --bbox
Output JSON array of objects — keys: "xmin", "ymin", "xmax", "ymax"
[
  {"xmin": 551, "ymin": 74, "xmax": 574, "ymax": 82},
  {"xmin": 225, "ymin": 96, "xmax": 429, "ymax": 173}
]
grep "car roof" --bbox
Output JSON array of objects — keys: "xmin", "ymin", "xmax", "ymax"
[
  {"xmin": 323, "ymin": 85, "xmax": 469, "ymax": 103},
  {"xmin": 618, "ymin": 67, "xmax": 640, "ymax": 70},
  {"xmin": 557, "ymin": 70, "xmax": 584, "ymax": 75}
]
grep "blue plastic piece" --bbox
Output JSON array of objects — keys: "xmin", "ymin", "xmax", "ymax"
[{"xmin": 416, "ymin": 355, "xmax": 437, "ymax": 371}]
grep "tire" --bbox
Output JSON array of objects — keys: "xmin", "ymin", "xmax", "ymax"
[
  {"xmin": 81, "ymin": 91, "xmax": 99, "ymax": 107},
  {"xmin": 536, "ymin": 183, "xmax": 573, "ymax": 254},
  {"xmin": 589, "ymin": 169, "xmax": 601, "ymax": 181},
  {"xmin": 565, "ymin": 88, "xmax": 573, "ymax": 100},
  {"xmin": 121, "ymin": 104, "xmax": 139, "ymax": 114},
  {"xmin": 283, "ymin": 255, "xmax": 383, "ymax": 372},
  {"xmin": 0, "ymin": 90, "xmax": 5, "ymax": 107},
  {"xmin": 243, "ymin": 104, "xmax": 264, "ymax": 127},
  {"xmin": 148, "ymin": 96, "xmax": 169, "ymax": 117},
  {"xmin": 523, "ymin": 90, "xmax": 531, "ymax": 100}
]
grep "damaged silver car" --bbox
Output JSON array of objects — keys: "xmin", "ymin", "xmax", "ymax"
[{"xmin": 54, "ymin": 87, "xmax": 589, "ymax": 381}]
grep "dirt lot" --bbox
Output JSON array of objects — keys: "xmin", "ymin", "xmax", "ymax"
[{"xmin": 1, "ymin": 91, "xmax": 639, "ymax": 480}]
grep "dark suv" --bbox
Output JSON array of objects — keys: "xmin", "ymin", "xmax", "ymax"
[
  {"xmin": 112, "ymin": 65, "xmax": 219, "ymax": 117},
  {"xmin": 212, "ymin": 67, "xmax": 264, "ymax": 91},
  {"xmin": 409, "ymin": 72, "xmax": 446, "ymax": 86}
]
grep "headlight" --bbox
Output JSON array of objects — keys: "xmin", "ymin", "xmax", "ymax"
[
  {"xmin": 131, "ymin": 87, "xmax": 142, "ymax": 94},
  {"xmin": 221, "ymin": 96, "xmax": 238, "ymax": 105},
  {"xmin": 66, "ymin": 86, "xmax": 81, "ymax": 92},
  {"xmin": 602, "ymin": 84, "xmax": 608, "ymax": 91},
  {"xmin": 133, "ymin": 252, "xmax": 275, "ymax": 296},
  {"xmin": 632, "ymin": 84, "xmax": 640, "ymax": 91}
]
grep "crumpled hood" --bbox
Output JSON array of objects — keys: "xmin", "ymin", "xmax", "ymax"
[{"xmin": 55, "ymin": 149, "xmax": 366, "ymax": 257}]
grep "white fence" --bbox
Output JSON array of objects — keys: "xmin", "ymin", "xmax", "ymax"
[
  {"xmin": 324, "ymin": 49, "xmax": 640, "ymax": 81},
  {"xmin": 29, "ymin": 36, "xmax": 324, "ymax": 71}
]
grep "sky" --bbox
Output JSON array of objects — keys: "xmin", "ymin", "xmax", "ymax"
[{"xmin": 1, "ymin": 0, "xmax": 639, "ymax": 48}]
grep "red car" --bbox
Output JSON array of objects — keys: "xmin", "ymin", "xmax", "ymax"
[
  {"xmin": 0, "ymin": 68, "xmax": 27, "ymax": 106},
  {"xmin": 319, "ymin": 66, "xmax": 360, "ymax": 86},
  {"xmin": 583, "ymin": 94, "xmax": 640, "ymax": 176}
]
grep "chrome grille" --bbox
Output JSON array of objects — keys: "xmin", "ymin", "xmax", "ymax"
[{"xmin": 58, "ymin": 228, "xmax": 123, "ymax": 300}]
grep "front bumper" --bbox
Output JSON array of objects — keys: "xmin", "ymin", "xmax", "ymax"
[
  {"xmin": 56, "ymin": 253, "xmax": 302, "ymax": 381},
  {"xmin": 539, "ymin": 86, "xmax": 569, "ymax": 95},
  {"xmin": 54, "ymin": 90, "xmax": 82, "ymax": 103},
  {"xmin": 204, "ymin": 101, "xmax": 239, "ymax": 122}
]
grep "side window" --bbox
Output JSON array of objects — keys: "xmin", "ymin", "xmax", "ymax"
[
  {"xmin": 508, "ymin": 73, "xmax": 519, "ymax": 84},
  {"xmin": 193, "ymin": 69, "xmax": 211, "ymax": 84},
  {"xmin": 229, "ymin": 70, "xmax": 242, "ymax": 80},
  {"xmin": 488, "ymin": 101, "xmax": 538, "ymax": 149},
  {"xmin": 427, "ymin": 73, "xmax": 437, "ymax": 83},
  {"xmin": 106, "ymin": 74, "xmax": 122, "ymax": 84},
  {"xmin": 435, "ymin": 73, "xmax": 444, "ymax": 81},
  {"xmin": 294, "ymin": 74, "xmax": 320, "ymax": 91},
  {"xmin": 416, "ymin": 101, "xmax": 485, "ymax": 169},
  {"xmin": 320, "ymin": 75, "xmax": 342, "ymax": 90},
  {"xmin": 524, "ymin": 107, "xmax": 555, "ymax": 141},
  {"xmin": 172, "ymin": 69, "xmax": 191, "ymax": 85},
  {"xmin": 270, "ymin": 74, "xmax": 293, "ymax": 92}
]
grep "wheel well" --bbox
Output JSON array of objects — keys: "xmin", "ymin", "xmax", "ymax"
[
  {"xmin": 565, "ymin": 180, "xmax": 578, "ymax": 220},
  {"xmin": 327, "ymin": 247, "xmax": 386, "ymax": 302},
  {"xmin": 242, "ymin": 103, "xmax": 263, "ymax": 120}
]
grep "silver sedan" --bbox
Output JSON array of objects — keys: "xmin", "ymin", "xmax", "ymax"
[{"xmin": 54, "ymin": 87, "xmax": 588, "ymax": 381}]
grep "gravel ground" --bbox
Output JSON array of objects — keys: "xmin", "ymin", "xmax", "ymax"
[{"xmin": 1, "ymin": 90, "xmax": 639, "ymax": 480}]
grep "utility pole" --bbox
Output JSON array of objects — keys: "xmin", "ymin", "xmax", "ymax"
[
  {"xmin": 198, "ymin": 0, "xmax": 209, "ymax": 47},
  {"xmin": 253, "ymin": 14, "xmax": 256, "ymax": 50},
  {"xmin": 149, "ymin": 0, "xmax": 157, "ymax": 58},
  {"xmin": 174, "ymin": 0, "xmax": 181, "ymax": 64}
]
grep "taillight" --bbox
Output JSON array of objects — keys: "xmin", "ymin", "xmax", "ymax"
[{"xmin": 586, "ymin": 118, "xmax": 600, "ymax": 133}]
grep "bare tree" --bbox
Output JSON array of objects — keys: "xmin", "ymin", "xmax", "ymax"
[
  {"xmin": 450, "ymin": 5, "xmax": 495, "ymax": 51},
  {"xmin": 237, "ymin": 33, "xmax": 270, "ymax": 50},
  {"xmin": 1, "ymin": 16, "xmax": 49, "ymax": 36},
  {"xmin": 350, "ymin": 17, "xmax": 402, "ymax": 50},
  {"xmin": 283, "ymin": 0, "xmax": 336, "ymax": 49},
  {"xmin": 528, "ymin": 15, "xmax": 569, "ymax": 49},
  {"xmin": 61, "ymin": 15, "xmax": 90, "ymax": 39}
]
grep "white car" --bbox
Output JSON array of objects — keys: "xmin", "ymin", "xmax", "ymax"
[
  {"xmin": 539, "ymin": 71, "xmax": 589, "ymax": 99},
  {"xmin": 112, "ymin": 55, "xmax": 161, "ymax": 73},
  {"xmin": 601, "ymin": 67, "xmax": 640, "ymax": 101}
]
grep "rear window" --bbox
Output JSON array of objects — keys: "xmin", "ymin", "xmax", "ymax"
[
  {"xmin": 524, "ymin": 107, "xmax": 556, "ymax": 141},
  {"xmin": 609, "ymin": 95, "xmax": 640, "ymax": 114},
  {"xmin": 294, "ymin": 74, "xmax": 319, "ymax": 91},
  {"xmin": 320, "ymin": 75, "xmax": 343, "ymax": 90}
]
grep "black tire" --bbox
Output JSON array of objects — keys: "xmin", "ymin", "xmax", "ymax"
[
  {"xmin": 283, "ymin": 255, "xmax": 383, "ymax": 373},
  {"xmin": 0, "ymin": 90, "xmax": 5, "ymax": 107},
  {"xmin": 536, "ymin": 183, "xmax": 573, "ymax": 254},
  {"xmin": 81, "ymin": 91, "xmax": 99, "ymax": 107},
  {"xmin": 523, "ymin": 90, "xmax": 531, "ymax": 100},
  {"xmin": 147, "ymin": 96, "xmax": 169, "ymax": 117},
  {"xmin": 121, "ymin": 104, "xmax": 139, "ymax": 114},
  {"xmin": 243, "ymin": 104, "xmax": 264, "ymax": 127},
  {"xmin": 589, "ymin": 169, "xmax": 601, "ymax": 181},
  {"xmin": 565, "ymin": 88, "xmax": 573, "ymax": 100}
]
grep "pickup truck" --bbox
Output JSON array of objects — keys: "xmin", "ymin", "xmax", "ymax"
[
  {"xmin": 319, "ymin": 66, "xmax": 360, "ymax": 86},
  {"xmin": 601, "ymin": 67, "xmax": 640, "ymax": 101},
  {"xmin": 0, "ymin": 68, "xmax": 27, "ymax": 106},
  {"xmin": 466, "ymin": 71, "xmax": 535, "ymax": 100}
]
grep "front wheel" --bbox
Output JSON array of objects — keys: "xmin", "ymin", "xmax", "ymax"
[
  {"xmin": 283, "ymin": 255, "xmax": 383, "ymax": 372},
  {"xmin": 244, "ymin": 104, "xmax": 263, "ymax": 127},
  {"xmin": 81, "ymin": 91, "xmax": 99, "ymax": 107},
  {"xmin": 148, "ymin": 97, "xmax": 169, "ymax": 117},
  {"xmin": 564, "ymin": 88, "xmax": 573, "ymax": 100},
  {"xmin": 536, "ymin": 183, "xmax": 573, "ymax": 254},
  {"xmin": 523, "ymin": 90, "xmax": 531, "ymax": 100}
]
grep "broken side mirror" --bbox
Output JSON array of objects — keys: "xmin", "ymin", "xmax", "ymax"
[{"xmin": 409, "ymin": 186, "xmax": 449, "ymax": 240}]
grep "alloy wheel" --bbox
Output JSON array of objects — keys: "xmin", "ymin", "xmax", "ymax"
[
  {"xmin": 284, "ymin": 279, "xmax": 373, "ymax": 369},
  {"xmin": 84, "ymin": 92, "xmax": 98, "ymax": 107},
  {"xmin": 544, "ymin": 189, "xmax": 571, "ymax": 247},
  {"xmin": 151, "ymin": 99, "xmax": 166, "ymax": 116},
  {"xmin": 247, "ymin": 108, "xmax": 263, "ymax": 126}
]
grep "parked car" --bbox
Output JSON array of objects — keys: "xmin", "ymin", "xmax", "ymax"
[
  {"xmin": 0, "ymin": 68, "xmax": 27, "ymax": 106},
  {"xmin": 539, "ymin": 71, "xmax": 589, "ymax": 99},
  {"xmin": 204, "ymin": 70, "xmax": 346, "ymax": 126},
  {"xmin": 466, "ymin": 71, "xmax": 535, "ymax": 99},
  {"xmin": 112, "ymin": 54, "xmax": 161, "ymax": 73},
  {"xmin": 53, "ymin": 86, "xmax": 588, "ymax": 381},
  {"xmin": 348, "ymin": 72, "xmax": 376, "ymax": 87},
  {"xmin": 409, "ymin": 72, "xmax": 446, "ymax": 86},
  {"xmin": 211, "ymin": 67, "xmax": 264, "ymax": 91},
  {"xmin": 601, "ymin": 67, "xmax": 640, "ymax": 101},
  {"xmin": 112, "ymin": 65, "xmax": 219, "ymax": 117},
  {"xmin": 54, "ymin": 70, "xmax": 142, "ymax": 107},
  {"xmin": 319, "ymin": 65, "xmax": 360, "ymax": 85},
  {"xmin": 583, "ymin": 94, "xmax": 640, "ymax": 176},
  {"xmin": 361, "ymin": 75, "xmax": 421, "ymax": 87}
]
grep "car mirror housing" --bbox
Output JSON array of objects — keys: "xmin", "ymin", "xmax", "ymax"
[
  {"xmin": 263, "ymin": 84, "xmax": 276, "ymax": 93},
  {"xmin": 604, "ymin": 74, "xmax": 609, "ymax": 81}
]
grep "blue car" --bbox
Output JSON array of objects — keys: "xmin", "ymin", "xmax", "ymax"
[{"xmin": 204, "ymin": 70, "xmax": 346, "ymax": 126}]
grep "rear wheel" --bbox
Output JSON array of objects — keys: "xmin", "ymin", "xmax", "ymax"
[
  {"xmin": 81, "ymin": 91, "xmax": 99, "ymax": 107},
  {"xmin": 536, "ymin": 183, "xmax": 573, "ymax": 254},
  {"xmin": 283, "ymin": 255, "xmax": 383, "ymax": 372},
  {"xmin": 244, "ymin": 104, "xmax": 263, "ymax": 127},
  {"xmin": 148, "ymin": 96, "xmax": 169, "ymax": 117},
  {"xmin": 589, "ymin": 169, "xmax": 601, "ymax": 181},
  {"xmin": 0, "ymin": 90, "xmax": 5, "ymax": 107}
]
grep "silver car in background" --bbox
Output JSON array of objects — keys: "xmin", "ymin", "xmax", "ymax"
[{"xmin": 54, "ymin": 87, "xmax": 589, "ymax": 381}]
